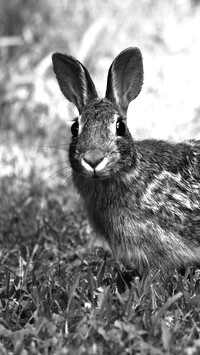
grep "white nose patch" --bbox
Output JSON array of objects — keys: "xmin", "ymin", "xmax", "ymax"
[
  {"xmin": 81, "ymin": 158, "xmax": 93, "ymax": 172},
  {"xmin": 95, "ymin": 157, "xmax": 108, "ymax": 172},
  {"xmin": 81, "ymin": 157, "xmax": 108, "ymax": 172}
]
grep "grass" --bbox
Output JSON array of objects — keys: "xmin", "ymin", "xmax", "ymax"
[{"xmin": 1, "ymin": 114, "xmax": 200, "ymax": 355}]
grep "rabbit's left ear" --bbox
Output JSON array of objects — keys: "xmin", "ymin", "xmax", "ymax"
[
  {"xmin": 52, "ymin": 53, "xmax": 98, "ymax": 114},
  {"xmin": 105, "ymin": 47, "xmax": 143, "ymax": 115}
]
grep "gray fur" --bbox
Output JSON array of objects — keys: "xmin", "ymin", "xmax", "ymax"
[{"xmin": 52, "ymin": 48, "xmax": 200, "ymax": 273}]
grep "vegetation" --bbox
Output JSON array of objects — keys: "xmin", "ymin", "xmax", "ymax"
[{"xmin": 1, "ymin": 1, "xmax": 200, "ymax": 353}]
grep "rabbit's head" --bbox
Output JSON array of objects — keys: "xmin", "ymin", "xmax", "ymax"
[{"xmin": 52, "ymin": 48, "xmax": 143, "ymax": 180}]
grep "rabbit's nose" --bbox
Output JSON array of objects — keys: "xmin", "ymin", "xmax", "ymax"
[{"xmin": 83, "ymin": 150, "xmax": 105, "ymax": 169}]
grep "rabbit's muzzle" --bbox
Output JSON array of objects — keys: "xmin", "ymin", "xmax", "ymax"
[
  {"xmin": 83, "ymin": 150, "xmax": 105, "ymax": 169},
  {"xmin": 80, "ymin": 149, "xmax": 109, "ymax": 177}
]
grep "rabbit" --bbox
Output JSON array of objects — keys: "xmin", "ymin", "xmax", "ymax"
[{"xmin": 52, "ymin": 47, "xmax": 200, "ymax": 274}]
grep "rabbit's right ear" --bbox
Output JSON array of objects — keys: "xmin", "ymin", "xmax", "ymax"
[
  {"xmin": 52, "ymin": 53, "xmax": 98, "ymax": 114},
  {"xmin": 105, "ymin": 48, "xmax": 143, "ymax": 115}
]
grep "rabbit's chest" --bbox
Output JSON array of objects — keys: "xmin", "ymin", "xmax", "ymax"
[{"xmin": 84, "ymin": 184, "xmax": 141, "ymax": 236}]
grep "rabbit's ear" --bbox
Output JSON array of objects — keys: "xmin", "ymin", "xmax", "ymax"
[
  {"xmin": 105, "ymin": 48, "xmax": 143, "ymax": 114},
  {"xmin": 52, "ymin": 53, "xmax": 98, "ymax": 114}
]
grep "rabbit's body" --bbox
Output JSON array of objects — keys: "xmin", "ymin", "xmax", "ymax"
[
  {"xmin": 52, "ymin": 48, "xmax": 200, "ymax": 272},
  {"xmin": 72, "ymin": 129, "xmax": 200, "ymax": 272}
]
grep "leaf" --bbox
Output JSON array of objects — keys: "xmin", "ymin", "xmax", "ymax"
[
  {"xmin": 67, "ymin": 267, "xmax": 80, "ymax": 312},
  {"xmin": 152, "ymin": 292, "xmax": 183, "ymax": 326}
]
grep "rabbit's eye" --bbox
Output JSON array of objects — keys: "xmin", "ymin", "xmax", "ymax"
[
  {"xmin": 116, "ymin": 120, "xmax": 126, "ymax": 136},
  {"xmin": 71, "ymin": 121, "xmax": 79, "ymax": 137}
]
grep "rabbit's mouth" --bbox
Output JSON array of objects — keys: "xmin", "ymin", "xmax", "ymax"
[
  {"xmin": 92, "ymin": 171, "xmax": 109, "ymax": 180},
  {"xmin": 82, "ymin": 168, "xmax": 110, "ymax": 180}
]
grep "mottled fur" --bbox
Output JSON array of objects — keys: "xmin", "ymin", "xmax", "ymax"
[{"xmin": 52, "ymin": 48, "xmax": 200, "ymax": 273}]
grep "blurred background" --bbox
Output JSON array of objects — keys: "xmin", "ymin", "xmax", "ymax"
[{"xmin": 0, "ymin": 0, "xmax": 200, "ymax": 185}]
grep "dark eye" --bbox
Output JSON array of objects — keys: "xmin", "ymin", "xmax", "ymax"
[
  {"xmin": 116, "ymin": 120, "xmax": 126, "ymax": 136},
  {"xmin": 71, "ymin": 121, "xmax": 79, "ymax": 137}
]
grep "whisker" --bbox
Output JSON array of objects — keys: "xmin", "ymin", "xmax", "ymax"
[
  {"xmin": 45, "ymin": 160, "xmax": 71, "ymax": 170},
  {"xmin": 42, "ymin": 152, "xmax": 68, "ymax": 159},
  {"xmin": 28, "ymin": 145, "xmax": 69, "ymax": 155},
  {"xmin": 49, "ymin": 174, "xmax": 70, "ymax": 187},
  {"xmin": 37, "ymin": 166, "xmax": 72, "ymax": 187},
  {"xmin": 40, "ymin": 144, "xmax": 69, "ymax": 148},
  {"xmin": 36, "ymin": 143, "xmax": 70, "ymax": 151},
  {"xmin": 59, "ymin": 173, "xmax": 73, "ymax": 188},
  {"xmin": 51, "ymin": 168, "xmax": 74, "ymax": 188}
]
